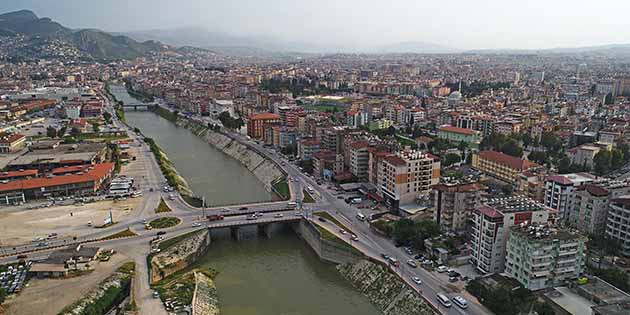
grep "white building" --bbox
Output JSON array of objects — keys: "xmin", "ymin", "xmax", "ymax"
[{"xmin": 544, "ymin": 173, "xmax": 596, "ymax": 222}]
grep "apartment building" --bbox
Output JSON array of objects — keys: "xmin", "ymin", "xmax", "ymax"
[
  {"xmin": 368, "ymin": 149, "xmax": 392, "ymax": 185},
  {"xmin": 377, "ymin": 150, "xmax": 440, "ymax": 208},
  {"xmin": 470, "ymin": 196, "xmax": 551, "ymax": 274},
  {"xmin": 606, "ymin": 196, "xmax": 630, "ymax": 256},
  {"xmin": 246, "ymin": 113, "xmax": 281, "ymax": 139},
  {"xmin": 506, "ymin": 223, "xmax": 587, "ymax": 291},
  {"xmin": 0, "ymin": 133, "xmax": 26, "ymax": 153},
  {"xmin": 349, "ymin": 141, "xmax": 370, "ymax": 181},
  {"xmin": 571, "ymin": 179, "xmax": 630, "ymax": 236},
  {"xmin": 516, "ymin": 169, "xmax": 546, "ymax": 202},
  {"xmin": 297, "ymin": 139, "xmax": 320, "ymax": 161},
  {"xmin": 472, "ymin": 151, "xmax": 540, "ymax": 183},
  {"xmin": 432, "ymin": 180, "xmax": 483, "ymax": 233},
  {"xmin": 544, "ymin": 173, "xmax": 596, "ymax": 222}
]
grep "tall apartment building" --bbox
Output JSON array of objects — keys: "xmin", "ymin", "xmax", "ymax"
[
  {"xmin": 516, "ymin": 169, "xmax": 546, "ymax": 203},
  {"xmin": 471, "ymin": 196, "xmax": 551, "ymax": 274},
  {"xmin": 297, "ymin": 139, "xmax": 320, "ymax": 161},
  {"xmin": 506, "ymin": 223, "xmax": 587, "ymax": 291},
  {"xmin": 544, "ymin": 173, "xmax": 596, "ymax": 222},
  {"xmin": 472, "ymin": 151, "xmax": 540, "ymax": 183},
  {"xmin": 432, "ymin": 181, "xmax": 483, "ymax": 233},
  {"xmin": 321, "ymin": 126, "xmax": 347, "ymax": 155},
  {"xmin": 349, "ymin": 141, "xmax": 370, "ymax": 181},
  {"xmin": 377, "ymin": 150, "xmax": 440, "ymax": 209},
  {"xmin": 571, "ymin": 179, "xmax": 630, "ymax": 236},
  {"xmin": 606, "ymin": 196, "xmax": 630, "ymax": 256},
  {"xmin": 368, "ymin": 149, "xmax": 391, "ymax": 186}
]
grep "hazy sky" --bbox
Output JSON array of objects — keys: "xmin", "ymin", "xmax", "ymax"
[{"xmin": 2, "ymin": 0, "xmax": 630, "ymax": 50}]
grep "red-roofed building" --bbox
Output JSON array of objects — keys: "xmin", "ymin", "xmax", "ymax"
[
  {"xmin": 0, "ymin": 169, "xmax": 38, "ymax": 181},
  {"xmin": 0, "ymin": 163, "xmax": 114, "ymax": 204},
  {"xmin": 247, "ymin": 113, "xmax": 281, "ymax": 139},
  {"xmin": 472, "ymin": 151, "xmax": 540, "ymax": 183},
  {"xmin": 437, "ymin": 125, "xmax": 482, "ymax": 149},
  {"xmin": 0, "ymin": 132, "xmax": 26, "ymax": 153},
  {"xmin": 572, "ymin": 179, "xmax": 630, "ymax": 236}
]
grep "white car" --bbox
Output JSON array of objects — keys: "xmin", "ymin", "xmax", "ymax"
[
  {"xmin": 274, "ymin": 213, "xmax": 284, "ymax": 218},
  {"xmin": 411, "ymin": 276, "xmax": 422, "ymax": 285},
  {"xmin": 437, "ymin": 265, "xmax": 448, "ymax": 273},
  {"xmin": 191, "ymin": 222, "xmax": 202, "ymax": 227}
]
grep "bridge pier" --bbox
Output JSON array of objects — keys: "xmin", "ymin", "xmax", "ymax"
[
  {"xmin": 260, "ymin": 222, "xmax": 286, "ymax": 239},
  {"xmin": 230, "ymin": 225, "xmax": 258, "ymax": 241}
]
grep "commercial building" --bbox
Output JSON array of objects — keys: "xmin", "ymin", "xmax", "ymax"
[
  {"xmin": 246, "ymin": 113, "xmax": 281, "ymax": 139},
  {"xmin": 472, "ymin": 151, "xmax": 540, "ymax": 183},
  {"xmin": 7, "ymin": 142, "xmax": 107, "ymax": 171},
  {"xmin": 470, "ymin": 196, "xmax": 552, "ymax": 274},
  {"xmin": 377, "ymin": 150, "xmax": 440, "ymax": 208},
  {"xmin": 0, "ymin": 132, "xmax": 26, "ymax": 153},
  {"xmin": 544, "ymin": 173, "xmax": 596, "ymax": 222},
  {"xmin": 437, "ymin": 125, "xmax": 482, "ymax": 149},
  {"xmin": 0, "ymin": 163, "xmax": 114, "ymax": 204},
  {"xmin": 506, "ymin": 223, "xmax": 587, "ymax": 291},
  {"xmin": 312, "ymin": 150, "xmax": 343, "ymax": 179},
  {"xmin": 431, "ymin": 180, "xmax": 482, "ymax": 233}
]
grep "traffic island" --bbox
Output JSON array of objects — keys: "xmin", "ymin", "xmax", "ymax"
[
  {"xmin": 149, "ymin": 217, "xmax": 181, "ymax": 229},
  {"xmin": 155, "ymin": 198, "xmax": 172, "ymax": 213}
]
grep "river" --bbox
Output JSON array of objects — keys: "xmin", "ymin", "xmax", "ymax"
[
  {"xmin": 109, "ymin": 85, "xmax": 381, "ymax": 315},
  {"xmin": 110, "ymin": 85, "xmax": 272, "ymax": 206}
]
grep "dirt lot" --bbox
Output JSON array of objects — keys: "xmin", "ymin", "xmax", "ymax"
[
  {"xmin": 0, "ymin": 197, "xmax": 141, "ymax": 246},
  {"xmin": 3, "ymin": 252, "xmax": 130, "ymax": 315}
]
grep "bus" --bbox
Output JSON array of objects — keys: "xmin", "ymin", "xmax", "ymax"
[
  {"xmin": 387, "ymin": 257, "xmax": 400, "ymax": 267},
  {"xmin": 436, "ymin": 294, "xmax": 452, "ymax": 308}
]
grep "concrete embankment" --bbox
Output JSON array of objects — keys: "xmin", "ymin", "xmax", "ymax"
[
  {"xmin": 294, "ymin": 219, "xmax": 364, "ymax": 264},
  {"xmin": 192, "ymin": 271, "xmax": 220, "ymax": 315},
  {"xmin": 150, "ymin": 230, "xmax": 211, "ymax": 284},
  {"xmin": 337, "ymin": 260, "xmax": 437, "ymax": 315}
]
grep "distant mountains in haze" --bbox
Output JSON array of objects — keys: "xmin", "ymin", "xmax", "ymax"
[
  {"xmin": 122, "ymin": 27, "xmax": 458, "ymax": 55},
  {"xmin": 0, "ymin": 10, "xmax": 166, "ymax": 61}
]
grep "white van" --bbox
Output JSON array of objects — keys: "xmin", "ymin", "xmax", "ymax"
[
  {"xmin": 452, "ymin": 296, "xmax": 468, "ymax": 309},
  {"xmin": 436, "ymin": 293, "xmax": 452, "ymax": 308},
  {"xmin": 356, "ymin": 213, "xmax": 366, "ymax": 221},
  {"xmin": 287, "ymin": 202, "xmax": 297, "ymax": 208}
]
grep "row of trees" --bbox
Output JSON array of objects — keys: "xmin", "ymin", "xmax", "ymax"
[
  {"xmin": 377, "ymin": 218, "xmax": 441, "ymax": 251},
  {"xmin": 466, "ymin": 278, "xmax": 554, "ymax": 315},
  {"xmin": 218, "ymin": 112, "xmax": 244, "ymax": 130}
]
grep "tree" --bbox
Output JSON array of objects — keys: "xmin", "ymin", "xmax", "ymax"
[
  {"xmin": 92, "ymin": 122, "xmax": 100, "ymax": 133},
  {"xmin": 391, "ymin": 219, "xmax": 416, "ymax": 244},
  {"xmin": 528, "ymin": 151, "xmax": 547, "ymax": 165},
  {"xmin": 540, "ymin": 132, "xmax": 563, "ymax": 152},
  {"xmin": 611, "ymin": 149, "xmax": 625, "ymax": 170},
  {"xmin": 0, "ymin": 287, "xmax": 5, "ymax": 305},
  {"xmin": 557, "ymin": 155, "xmax": 572, "ymax": 174},
  {"xmin": 46, "ymin": 126, "xmax": 57, "ymax": 138},
  {"xmin": 443, "ymin": 153, "xmax": 462, "ymax": 167},
  {"xmin": 534, "ymin": 302, "xmax": 555, "ymax": 315},
  {"xmin": 594, "ymin": 150, "xmax": 612, "ymax": 175},
  {"xmin": 500, "ymin": 139, "xmax": 523, "ymax": 158},
  {"xmin": 103, "ymin": 111, "xmax": 112, "ymax": 124}
]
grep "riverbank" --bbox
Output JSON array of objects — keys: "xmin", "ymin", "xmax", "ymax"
[
  {"xmin": 150, "ymin": 105, "xmax": 288, "ymax": 202},
  {"xmin": 338, "ymin": 260, "xmax": 438, "ymax": 315}
]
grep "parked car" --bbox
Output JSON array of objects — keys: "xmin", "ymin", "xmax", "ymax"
[
  {"xmin": 407, "ymin": 260, "xmax": 418, "ymax": 268},
  {"xmin": 437, "ymin": 265, "xmax": 448, "ymax": 273}
]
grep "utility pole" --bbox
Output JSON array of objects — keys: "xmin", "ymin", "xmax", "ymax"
[{"xmin": 202, "ymin": 196, "xmax": 206, "ymax": 220}]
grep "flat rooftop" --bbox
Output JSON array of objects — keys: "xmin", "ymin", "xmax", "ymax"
[
  {"xmin": 545, "ymin": 287, "xmax": 595, "ymax": 315},
  {"xmin": 485, "ymin": 195, "xmax": 548, "ymax": 213}
]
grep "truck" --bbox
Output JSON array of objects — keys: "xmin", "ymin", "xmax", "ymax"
[{"xmin": 206, "ymin": 214, "xmax": 225, "ymax": 221}]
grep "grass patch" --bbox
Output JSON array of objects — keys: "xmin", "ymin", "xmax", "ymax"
[
  {"xmin": 272, "ymin": 179, "xmax": 290, "ymax": 200},
  {"xmin": 155, "ymin": 198, "xmax": 172, "ymax": 213},
  {"xmin": 158, "ymin": 230, "xmax": 203, "ymax": 251},
  {"xmin": 152, "ymin": 267, "xmax": 217, "ymax": 308},
  {"xmin": 314, "ymin": 224, "xmax": 362, "ymax": 255},
  {"xmin": 314, "ymin": 211, "xmax": 353, "ymax": 232},
  {"xmin": 99, "ymin": 228, "xmax": 138, "ymax": 241},
  {"xmin": 149, "ymin": 217, "xmax": 181, "ymax": 229},
  {"xmin": 302, "ymin": 189, "xmax": 315, "ymax": 203}
]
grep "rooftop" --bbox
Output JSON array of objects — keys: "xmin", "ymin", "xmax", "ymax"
[
  {"xmin": 477, "ymin": 150, "xmax": 539, "ymax": 171},
  {"xmin": 485, "ymin": 195, "xmax": 550, "ymax": 213},
  {"xmin": 510, "ymin": 222, "xmax": 583, "ymax": 242},
  {"xmin": 438, "ymin": 125, "xmax": 477, "ymax": 136}
]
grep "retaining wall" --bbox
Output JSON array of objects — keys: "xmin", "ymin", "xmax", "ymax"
[
  {"xmin": 150, "ymin": 230, "xmax": 211, "ymax": 284},
  {"xmin": 294, "ymin": 219, "xmax": 364, "ymax": 264}
]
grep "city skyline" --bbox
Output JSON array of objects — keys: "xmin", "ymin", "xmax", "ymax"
[{"xmin": 1, "ymin": 0, "xmax": 630, "ymax": 51}]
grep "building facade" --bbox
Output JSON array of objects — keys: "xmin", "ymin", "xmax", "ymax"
[
  {"xmin": 377, "ymin": 150, "xmax": 440, "ymax": 207},
  {"xmin": 432, "ymin": 181, "xmax": 482, "ymax": 233},
  {"xmin": 472, "ymin": 151, "xmax": 540, "ymax": 183}
]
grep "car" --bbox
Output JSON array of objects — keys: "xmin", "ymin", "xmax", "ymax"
[
  {"xmin": 247, "ymin": 215, "xmax": 257, "ymax": 220},
  {"xmin": 274, "ymin": 213, "xmax": 284, "ymax": 218},
  {"xmin": 414, "ymin": 254, "xmax": 423, "ymax": 260},
  {"xmin": 452, "ymin": 296, "xmax": 468, "ymax": 309},
  {"xmin": 157, "ymin": 231, "xmax": 166, "ymax": 236},
  {"xmin": 48, "ymin": 233, "xmax": 58, "ymax": 239},
  {"xmin": 437, "ymin": 265, "xmax": 448, "ymax": 273},
  {"xmin": 351, "ymin": 235, "xmax": 359, "ymax": 241},
  {"xmin": 381, "ymin": 253, "xmax": 390, "ymax": 260},
  {"xmin": 153, "ymin": 291, "xmax": 160, "ymax": 299},
  {"xmin": 239, "ymin": 207, "xmax": 248, "ymax": 210},
  {"xmin": 318, "ymin": 217, "xmax": 326, "ymax": 222},
  {"xmin": 37, "ymin": 242, "xmax": 48, "ymax": 247},
  {"xmin": 339, "ymin": 229, "xmax": 347, "ymax": 235},
  {"xmin": 407, "ymin": 260, "xmax": 418, "ymax": 268},
  {"xmin": 191, "ymin": 222, "xmax": 201, "ymax": 227},
  {"xmin": 411, "ymin": 276, "xmax": 422, "ymax": 285},
  {"xmin": 294, "ymin": 211, "xmax": 303, "ymax": 216}
]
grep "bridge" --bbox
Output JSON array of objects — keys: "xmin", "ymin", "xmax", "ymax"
[
  {"xmin": 207, "ymin": 215, "xmax": 302, "ymax": 241},
  {"xmin": 121, "ymin": 102, "xmax": 156, "ymax": 111}
]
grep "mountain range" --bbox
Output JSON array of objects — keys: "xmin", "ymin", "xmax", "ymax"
[
  {"xmin": 0, "ymin": 10, "xmax": 166, "ymax": 61},
  {"xmin": 122, "ymin": 27, "xmax": 457, "ymax": 55}
]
